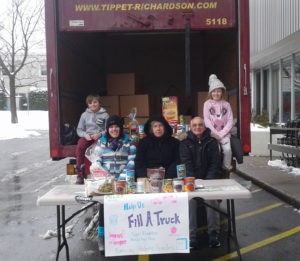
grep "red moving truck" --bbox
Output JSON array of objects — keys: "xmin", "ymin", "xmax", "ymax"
[{"xmin": 45, "ymin": 0, "xmax": 251, "ymax": 160}]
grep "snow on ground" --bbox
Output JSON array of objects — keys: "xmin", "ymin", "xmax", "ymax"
[
  {"xmin": 268, "ymin": 159, "xmax": 300, "ymax": 176},
  {"xmin": 0, "ymin": 110, "xmax": 48, "ymax": 140}
]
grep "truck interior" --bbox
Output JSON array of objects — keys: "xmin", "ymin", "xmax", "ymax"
[{"xmin": 57, "ymin": 29, "xmax": 239, "ymax": 143}]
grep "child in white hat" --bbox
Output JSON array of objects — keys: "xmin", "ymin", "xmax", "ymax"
[{"xmin": 203, "ymin": 74, "xmax": 234, "ymax": 175}]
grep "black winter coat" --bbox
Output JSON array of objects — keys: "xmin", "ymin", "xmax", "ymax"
[
  {"xmin": 179, "ymin": 128, "xmax": 221, "ymax": 179},
  {"xmin": 135, "ymin": 115, "xmax": 180, "ymax": 179}
]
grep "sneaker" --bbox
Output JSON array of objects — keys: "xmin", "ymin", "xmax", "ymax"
[
  {"xmin": 209, "ymin": 230, "xmax": 221, "ymax": 248},
  {"xmin": 75, "ymin": 175, "xmax": 84, "ymax": 184},
  {"xmin": 75, "ymin": 165, "xmax": 87, "ymax": 178}
]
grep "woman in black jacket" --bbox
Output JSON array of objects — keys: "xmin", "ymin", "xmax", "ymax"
[{"xmin": 135, "ymin": 115, "xmax": 180, "ymax": 179}]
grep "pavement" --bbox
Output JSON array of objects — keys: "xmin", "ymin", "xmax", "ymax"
[{"xmin": 235, "ymin": 156, "xmax": 300, "ymax": 209}]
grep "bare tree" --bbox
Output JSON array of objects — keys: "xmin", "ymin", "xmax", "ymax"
[{"xmin": 0, "ymin": 0, "xmax": 44, "ymax": 123}]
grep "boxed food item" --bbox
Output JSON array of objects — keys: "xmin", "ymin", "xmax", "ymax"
[{"xmin": 162, "ymin": 96, "xmax": 178, "ymax": 122}]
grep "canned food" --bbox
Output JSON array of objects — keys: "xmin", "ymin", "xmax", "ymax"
[
  {"xmin": 163, "ymin": 179, "xmax": 173, "ymax": 193},
  {"xmin": 126, "ymin": 170, "xmax": 135, "ymax": 183},
  {"xmin": 136, "ymin": 181, "xmax": 145, "ymax": 193},
  {"xmin": 114, "ymin": 180, "xmax": 126, "ymax": 194},
  {"xmin": 173, "ymin": 178, "xmax": 184, "ymax": 192},
  {"xmin": 176, "ymin": 164, "xmax": 186, "ymax": 178},
  {"xmin": 184, "ymin": 177, "xmax": 195, "ymax": 192}
]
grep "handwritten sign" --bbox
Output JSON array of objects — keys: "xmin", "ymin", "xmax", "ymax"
[{"xmin": 104, "ymin": 193, "xmax": 189, "ymax": 256}]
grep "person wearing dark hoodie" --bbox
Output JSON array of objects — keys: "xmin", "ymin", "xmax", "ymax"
[
  {"xmin": 179, "ymin": 116, "xmax": 222, "ymax": 249},
  {"xmin": 135, "ymin": 115, "xmax": 180, "ymax": 179}
]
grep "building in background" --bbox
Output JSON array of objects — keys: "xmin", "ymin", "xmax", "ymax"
[
  {"xmin": 0, "ymin": 53, "xmax": 47, "ymax": 110},
  {"xmin": 250, "ymin": 0, "xmax": 300, "ymax": 124}
]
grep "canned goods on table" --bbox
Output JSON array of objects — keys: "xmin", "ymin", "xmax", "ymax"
[
  {"xmin": 172, "ymin": 178, "xmax": 184, "ymax": 192},
  {"xmin": 114, "ymin": 180, "xmax": 126, "ymax": 194},
  {"xmin": 163, "ymin": 179, "xmax": 173, "ymax": 193},
  {"xmin": 184, "ymin": 177, "xmax": 195, "ymax": 192}
]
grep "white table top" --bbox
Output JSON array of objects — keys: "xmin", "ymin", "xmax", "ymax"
[{"xmin": 37, "ymin": 179, "xmax": 251, "ymax": 206}]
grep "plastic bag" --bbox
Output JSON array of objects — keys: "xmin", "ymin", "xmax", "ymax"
[
  {"xmin": 61, "ymin": 123, "xmax": 79, "ymax": 145},
  {"xmin": 85, "ymin": 176, "xmax": 114, "ymax": 196},
  {"xmin": 128, "ymin": 107, "xmax": 139, "ymax": 142},
  {"xmin": 85, "ymin": 142, "xmax": 102, "ymax": 163},
  {"xmin": 90, "ymin": 162, "xmax": 109, "ymax": 179}
]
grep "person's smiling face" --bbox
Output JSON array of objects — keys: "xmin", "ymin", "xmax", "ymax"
[
  {"xmin": 211, "ymin": 88, "xmax": 223, "ymax": 101},
  {"xmin": 108, "ymin": 125, "xmax": 120, "ymax": 138},
  {"xmin": 190, "ymin": 117, "xmax": 206, "ymax": 138},
  {"xmin": 88, "ymin": 99, "xmax": 101, "ymax": 112}
]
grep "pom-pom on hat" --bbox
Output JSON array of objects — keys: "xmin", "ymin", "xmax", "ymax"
[{"xmin": 208, "ymin": 74, "xmax": 226, "ymax": 93}]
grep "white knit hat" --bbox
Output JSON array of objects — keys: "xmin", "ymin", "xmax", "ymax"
[{"xmin": 208, "ymin": 74, "xmax": 226, "ymax": 93}]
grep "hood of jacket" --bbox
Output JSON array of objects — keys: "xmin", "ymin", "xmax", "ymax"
[
  {"xmin": 144, "ymin": 115, "xmax": 173, "ymax": 138},
  {"xmin": 86, "ymin": 107, "xmax": 107, "ymax": 114}
]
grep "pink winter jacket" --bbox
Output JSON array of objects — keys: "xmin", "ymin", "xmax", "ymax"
[{"xmin": 203, "ymin": 99, "xmax": 233, "ymax": 145}]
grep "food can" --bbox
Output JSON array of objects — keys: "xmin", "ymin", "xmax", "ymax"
[
  {"xmin": 126, "ymin": 170, "xmax": 135, "ymax": 183},
  {"xmin": 184, "ymin": 177, "xmax": 195, "ymax": 192},
  {"xmin": 172, "ymin": 178, "xmax": 184, "ymax": 192},
  {"xmin": 136, "ymin": 181, "xmax": 145, "ymax": 193},
  {"xmin": 114, "ymin": 180, "xmax": 126, "ymax": 194},
  {"xmin": 176, "ymin": 164, "xmax": 186, "ymax": 178},
  {"xmin": 163, "ymin": 179, "xmax": 173, "ymax": 193}
]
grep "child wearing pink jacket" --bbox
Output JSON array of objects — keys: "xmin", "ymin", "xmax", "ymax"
[{"xmin": 203, "ymin": 74, "xmax": 234, "ymax": 173}]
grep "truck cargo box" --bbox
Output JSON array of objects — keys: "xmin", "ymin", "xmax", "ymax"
[{"xmin": 45, "ymin": 0, "xmax": 251, "ymax": 159}]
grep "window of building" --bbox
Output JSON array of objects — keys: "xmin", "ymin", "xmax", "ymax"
[
  {"xmin": 40, "ymin": 64, "xmax": 47, "ymax": 76},
  {"xmin": 281, "ymin": 58, "xmax": 291, "ymax": 123},
  {"xmin": 271, "ymin": 63, "xmax": 279, "ymax": 123},
  {"xmin": 255, "ymin": 71, "xmax": 261, "ymax": 115},
  {"xmin": 263, "ymin": 68, "xmax": 269, "ymax": 112},
  {"xmin": 294, "ymin": 53, "xmax": 300, "ymax": 119}
]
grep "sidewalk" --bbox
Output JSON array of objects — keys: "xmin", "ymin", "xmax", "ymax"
[{"xmin": 236, "ymin": 156, "xmax": 300, "ymax": 209}]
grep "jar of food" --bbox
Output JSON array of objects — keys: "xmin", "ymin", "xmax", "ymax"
[
  {"xmin": 172, "ymin": 178, "xmax": 184, "ymax": 192},
  {"xmin": 163, "ymin": 179, "xmax": 173, "ymax": 193},
  {"xmin": 184, "ymin": 177, "xmax": 195, "ymax": 192},
  {"xmin": 114, "ymin": 180, "xmax": 126, "ymax": 194}
]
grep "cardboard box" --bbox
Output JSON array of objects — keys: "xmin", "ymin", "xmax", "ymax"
[
  {"xmin": 123, "ymin": 117, "xmax": 149, "ymax": 126},
  {"xmin": 162, "ymin": 96, "xmax": 178, "ymax": 121},
  {"xmin": 120, "ymin": 95, "xmax": 150, "ymax": 117},
  {"xmin": 101, "ymin": 96, "xmax": 120, "ymax": 116},
  {"xmin": 106, "ymin": 73, "xmax": 142, "ymax": 96},
  {"xmin": 196, "ymin": 92, "xmax": 207, "ymax": 117}
]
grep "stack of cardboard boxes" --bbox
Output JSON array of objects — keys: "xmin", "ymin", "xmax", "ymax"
[{"xmin": 101, "ymin": 73, "xmax": 151, "ymax": 126}]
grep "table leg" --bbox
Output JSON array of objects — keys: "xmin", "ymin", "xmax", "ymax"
[
  {"xmin": 98, "ymin": 203, "xmax": 105, "ymax": 255},
  {"xmin": 226, "ymin": 199, "xmax": 232, "ymax": 253},
  {"xmin": 56, "ymin": 205, "xmax": 70, "ymax": 261},
  {"xmin": 230, "ymin": 200, "xmax": 242, "ymax": 260}
]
